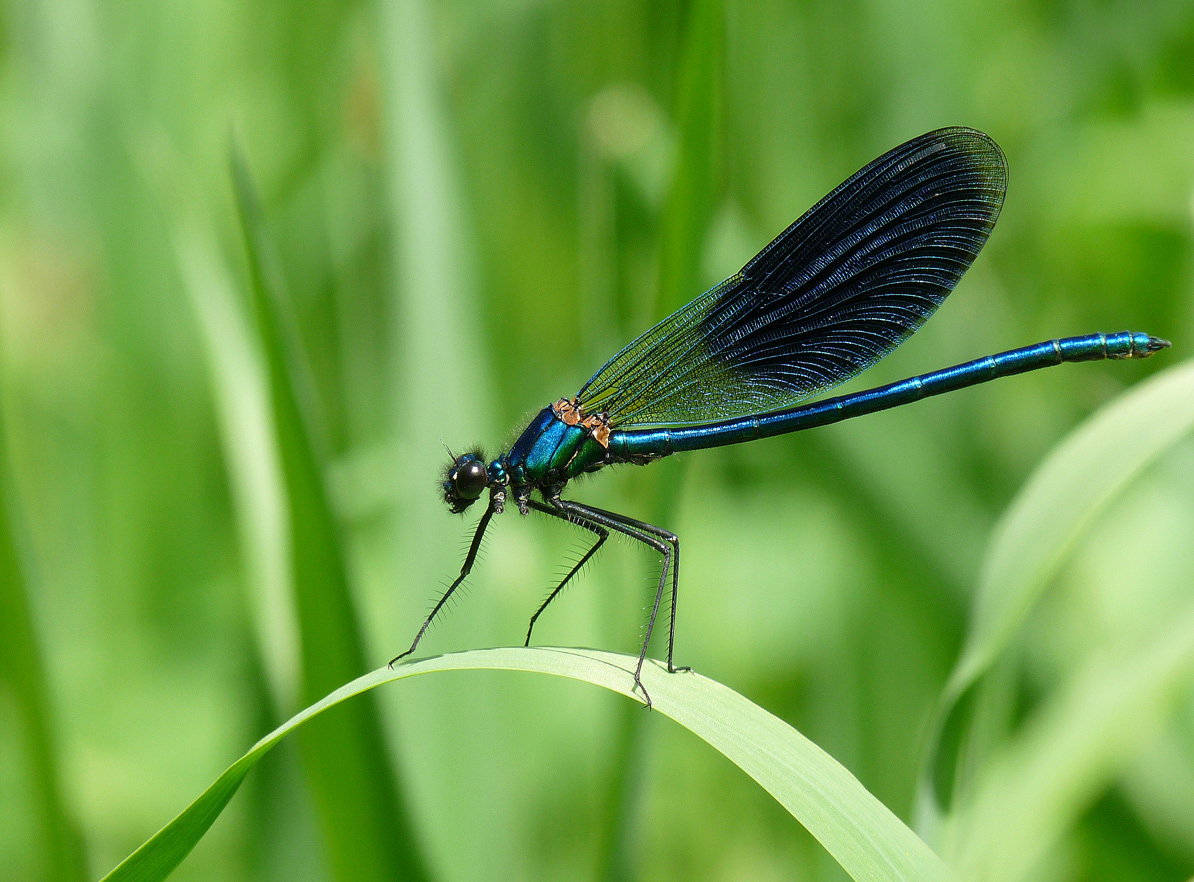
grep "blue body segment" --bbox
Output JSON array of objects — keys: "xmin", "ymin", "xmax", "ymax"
[
  {"xmin": 505, "ymin": 406, "xmax": 599, "ymax": 485},
  {"xmin": 608, "ymin": 332, "xmax": 1156, "ymax": 459}
]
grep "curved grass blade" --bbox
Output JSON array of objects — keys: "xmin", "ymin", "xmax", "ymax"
[
  {"xmin": 917, "ymin": 357, "xmax": 1194, "ymax": 829},
  {"xmin": 100, "ymin": 647, "xmax": 959, "ymax": 882}
]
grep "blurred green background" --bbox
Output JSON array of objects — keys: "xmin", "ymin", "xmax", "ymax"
[{"xmin": 2, "ymin": 0, "xmax": 1193, "ymax": 880}]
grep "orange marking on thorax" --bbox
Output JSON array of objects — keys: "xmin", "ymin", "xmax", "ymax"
[
  {"xmin": 553, "ymin": 397, "xmax": 612, "ymax": 448},
  {"xmin": 554, "ymin": 397, "xmax": 582, "ymax": 425}
]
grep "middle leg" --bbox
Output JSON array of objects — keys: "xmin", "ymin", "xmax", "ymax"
[
  {"xmin": 568, "ymin": 502, "xmax": 688, "ymax": 674},
  {"xmin": 554, "ymin": 499, "xmax": 673, "ymax": 707}
]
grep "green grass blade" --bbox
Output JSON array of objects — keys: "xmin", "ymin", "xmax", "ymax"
[
  {"xmin": 0, "ymin": 411, "xmax": 86, "ymax": 880},
  {"xmin": 100, "ymin": 647, "xmax": 959, "ymax": 882},
  {"xmin": 918, "ymin": 358, "xmax": 1194, "ymax": 828},
  {"xmin": 379, "ymin": 0, "xmax": 489, "ymax": 446},
  {"xmin": 174, "ymin": 226, "xmax": 300, "ymax": 712},
  {"xmin": 230, "ymin": 149, "xmax": 430, "ymax": 882}
]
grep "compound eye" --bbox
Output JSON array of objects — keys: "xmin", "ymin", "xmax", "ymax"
[{"xmin": 453, "ymin": 459, "xmax": 488, "ymax": 500}]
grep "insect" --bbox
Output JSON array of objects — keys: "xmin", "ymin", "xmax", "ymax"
[{"xmin": 391, "ymin": 127, "xmax": 1169, "ymax": 706}]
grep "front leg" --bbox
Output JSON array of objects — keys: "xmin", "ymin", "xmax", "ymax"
[{"xmin": 389, "ymin": 500, "xmax": 496, "ymax": 666}]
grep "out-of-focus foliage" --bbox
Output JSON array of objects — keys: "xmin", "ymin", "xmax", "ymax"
[{"xmin": 0, "ymin": 0, "xmax": 1191, "ymax": 881}]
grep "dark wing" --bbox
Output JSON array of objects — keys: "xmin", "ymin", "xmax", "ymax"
[{"xmin": 576, "ymin": 127, "xmax": 1008, "ymax": 429}]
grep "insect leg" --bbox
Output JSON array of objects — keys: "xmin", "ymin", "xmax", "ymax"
[
  {"xmin": 555, "ymin": 500, "xmax": 671, "ymax": 708},
  {"xmin": 389, "ymin": 500, "xmax": 497, "ymax": 666},
  {"xmin": 568, "ymin": 503, "xmax": 688, "ymax": 674},
  {"xmin": 524, "ymin": 499, "xmax": 608, "ymax": 647}
]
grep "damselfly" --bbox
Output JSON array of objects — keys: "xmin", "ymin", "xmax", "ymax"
[{"xmin": 392, "ymin": 127, "xmax": 1169, "ymax": 705}]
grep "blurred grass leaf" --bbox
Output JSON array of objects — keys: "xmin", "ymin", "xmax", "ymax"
[
  {"xmin": 655, "ymin": 0, "xmax": 724, "ymax": 320},
  {"xmin": 100, "ymin": 647, "xmax": 959, "ymax": 882},
  {"xmin": 230, "ymin": 149, "xmax": 430, "ymax": 882},
  {"xmin": 380, "ymin": 0, "xmax": 490, "ymax": 450},
  {"xmin": 0, "ymin": 409, "xmax": 86, "ymax": 880},
  {"xmin": 953, "ymin": 357, "xmax": 1194, "ymax": 695},
  {"xmin": 174, "ymin": 225, "xmax": 299, "ymax": 712},
  {"xmin": 919, "ymin": 357, "xmax": 1194, "ymax": 828},
  {"xmin": 945, "ymin": 599, "xmax": 1194, "ymax": 882}
]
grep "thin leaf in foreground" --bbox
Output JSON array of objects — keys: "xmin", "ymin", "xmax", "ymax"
[
  {"xmin": 0, "ymin": 411, "xmax": 87, "ymax": 880},
  {"xmin": 99, "ymin": 647, "xmax": 958, "ymax": 882}
]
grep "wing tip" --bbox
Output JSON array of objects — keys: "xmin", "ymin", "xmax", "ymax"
[{"xmin": 925, "ymin": 126, "xmax": 1009, "ymax": 190}]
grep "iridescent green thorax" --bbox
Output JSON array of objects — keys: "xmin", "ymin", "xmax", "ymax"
[{"xmin": 503, "ymin": 406, "xmax": 610, "ymax": 490}]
